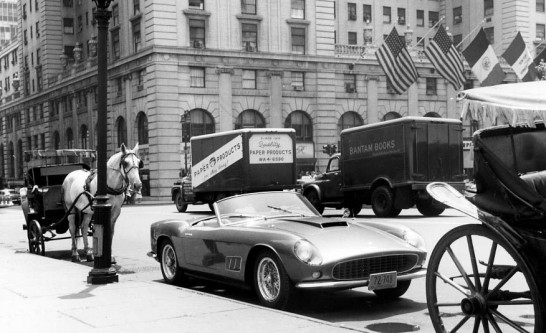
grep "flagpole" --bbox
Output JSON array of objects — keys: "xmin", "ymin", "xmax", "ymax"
[
  {"xmin": 409, "ymin": 16, "xmax": 445, "ymax": 51},
  {"xmin": 456, "ymin": 18, "xmax": 487, "ymax": 49}
]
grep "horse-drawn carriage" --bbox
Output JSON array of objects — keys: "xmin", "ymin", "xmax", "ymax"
[
  {"xmin": 21, "ymin": 149, "xmax": 97, "ymax": 256},
  {"xmin": 426, "ymin": 81, "xmax": 546, "ymax": 332}
]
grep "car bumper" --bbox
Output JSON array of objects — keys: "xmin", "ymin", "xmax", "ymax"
[
  {"xmin": 295, "ymin": 267, "xmax": 426, "ymax": 290},
  {"xmin": 147, "ymin": 251, "xmax": 158, "ymax": 262}
]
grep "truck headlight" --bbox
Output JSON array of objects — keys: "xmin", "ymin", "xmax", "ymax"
[
  {"xmin": 294, "ymin": 240, "xmax": 322, "ymax": 266},
  {"xmin": 402, "ymin": 229, "xmax": 426, "ymax": 252}
]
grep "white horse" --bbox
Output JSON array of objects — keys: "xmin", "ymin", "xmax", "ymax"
[{"xmin": 62, "ymin": 143, "xmax": 143, "ymax": 262}]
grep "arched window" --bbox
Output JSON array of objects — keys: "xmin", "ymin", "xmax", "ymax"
[
  {"xmin": 424, "ymin": 112, "xmax": 441, "ymax": 118},
  {"xmin": 17, "ymin": 139, "xmax": 23, "ymax": 177},
  {"xmin": 8, "ymin": 141, "xmax": 14, "ymax": 178},
  {"xmin": 66, "ymin": 128, "xmax": 74, "ymax": 149},
  {"xmin": 285, "ymin": 111, "xmax": 313, "ymax": 141},
  {"xmin": 0, "ymin": 144, "xmax": 4, "ymax": 178},
  {"xmin": 382, "ymin": 112, "xmax": 402, "ymax": 121},
  {"xmin": 337, "ymin": 111, "xmax": 364, "ymax": 133},
  {"xmin": 189, "ymin": 108, "xmax": 215, "ymax": 138},
  {"xmin": 80, "ymin": 125, "xmax": 89, "ymax": 149},
  {"xmin": 235, "ymin": 109, "xmax": 265, "ymax": 129},
  {"xmin": 136, "ymin": 112, "xmax": 149, "ymax": 144},
  {"xmin": 116, "ymin": 116, "xmax": 127, "ymax": 147},
  {"xmin": 53, "ymin": 131, "xmax": 60, "ymax": 149}
]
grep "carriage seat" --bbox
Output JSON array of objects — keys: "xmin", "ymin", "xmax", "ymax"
[{"xmin": 520, "ymin": 171, "xmax": 546, "ymax": 199}]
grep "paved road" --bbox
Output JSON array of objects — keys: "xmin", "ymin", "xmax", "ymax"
[{"xmin": 1, "ymin": 203, "xmax": 473, "ymax": 332}]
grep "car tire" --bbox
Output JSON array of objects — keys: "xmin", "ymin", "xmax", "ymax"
[
  {"xmin": 416, "ymin": 198, "xmax": 445, "ymax": 217},
  {"xmin": 254, "ymin": 250, "xmax": 296, "ymax": 310},
  {"xmin": 304, "ymin": 190, "xmax": 324, "ymax": 214},
  {"xmin": 371, "ymin": 186, "xmax": 397, "ymax": 217},
  {"xmin": 349, "ymin": 204, "xmax": 362, "ymax": 216},
  {"xmin": 373, "ymin": 280, "xmax": 411, "ymax": 299},
  {"xmin": 160, "ymin": 239, "xmax": 187, "ymax": 285},
  {"xmin": 174, "ymin": 192, "xmax": 188, "ymax": 213}
]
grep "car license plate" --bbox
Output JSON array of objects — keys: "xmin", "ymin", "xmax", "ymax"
[{"xmin": 368, "ymin": 271, "xmax": 397, "ymax": 291}]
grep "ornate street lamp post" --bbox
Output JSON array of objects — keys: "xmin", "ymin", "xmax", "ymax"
[{"xmin": 88, "ymin": 0, "xmax": 118, "ymax": 284}]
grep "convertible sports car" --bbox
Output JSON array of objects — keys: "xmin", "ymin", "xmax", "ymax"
[{"xmin": 148, "ymin": 191, "xmax": 427, "ymax": 310}]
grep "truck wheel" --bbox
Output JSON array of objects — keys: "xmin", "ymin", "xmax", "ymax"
[
  {"xmin": 174, "ymin": 192, "xmax": 188, "ymax": 213},
  {"xmin": 416, "ymin": 198, "xmax": 445, "ymax": 217},
  {"xmin": 304, "ymin": 191, "xmax": 324, "ymax": 214},
  {"xmin": 371, "ymin": 186, "xmax": 397, "ymax": 217},
  {"xmin": 348, "ymin": 204, "xmax": 362, "ymax": 216}
]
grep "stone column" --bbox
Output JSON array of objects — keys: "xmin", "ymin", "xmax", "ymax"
[
  {"xmin": 267, "ymin": 70, "xmax": 283, "ymax": 128},
  {"xmin": 407, "ymin": 82, "xmax": 418, "ymax": 117},
  {"xmin": 124, "ymin": 74, "xmax": 134, "ymax": 145},
  {"xmin": 365, "ymin": 75, "xmax": 379, "ymax": 123},
  {"xmin": 59, "ymin": 97, "xmax": 65, "ymax": 148},
  {"xmin": 446, "ymin": 83, "xmax": 457, "ymax": 119},
  {"xmin": 70, "ymin": 93, "xmax": 79, "ymax": 148},
  {"xmin": 216, "ymin": 67, "xmax": 234, "ymax": 132},
  {"xmin": 87, "ymin": 87, "xmax": 95, "ymax": 150}
]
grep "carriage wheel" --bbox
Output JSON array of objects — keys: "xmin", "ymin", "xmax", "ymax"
[
  {"xmin": 28, "ymin": 219, "xmax": 45, "ymax": 256},
  {"xmin": 426, "ymin": 224, "xmax": 544, "ymax": 332}
]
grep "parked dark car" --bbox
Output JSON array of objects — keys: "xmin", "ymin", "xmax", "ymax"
[
  {"xmin": 148, "ymin": 191, "xmax": 427, "ymax": 310},
  {"xmin": 1, "ymin": 188, "xmax": 21, "ymax": 205}
]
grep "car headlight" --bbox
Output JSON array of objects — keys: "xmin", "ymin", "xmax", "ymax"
[
  {"xmin": 402, "ymin": 229, "xmax": 426, "ymax": 252},
  {"xmin": 294, "ymin": 240, "xmax": 322, "ymax": 266}
]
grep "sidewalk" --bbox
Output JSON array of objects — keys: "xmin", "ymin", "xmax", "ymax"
[{"xmin": 0, "ymin": 247, "xmax": 361, "ymax": 333}]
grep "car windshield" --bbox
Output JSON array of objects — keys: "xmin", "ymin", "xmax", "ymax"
[{"xmin": 215, "ymin": 192, "xmax": 319, "ymax": 225}]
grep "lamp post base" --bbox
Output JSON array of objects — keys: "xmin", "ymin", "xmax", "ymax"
[{"xmin": 87, "ymin": 267, "xmax": 119, "ymax": 284}]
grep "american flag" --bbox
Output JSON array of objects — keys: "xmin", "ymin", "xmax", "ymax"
[
  {"xmin": 425, "ymin": 25, "xmax": 465, "ymax": 90},
  {"xmin": 375, "ymin": 27, "xmax": 418, "ymax": 94}
]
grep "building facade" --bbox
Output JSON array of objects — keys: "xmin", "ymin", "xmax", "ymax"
[{"xmin": 1, "ymin": 0, "xmax": 543, "ymax": 198}]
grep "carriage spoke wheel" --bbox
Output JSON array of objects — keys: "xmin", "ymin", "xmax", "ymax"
[
  {"xmin": 28, "ymin": 219, "xmax": 45, "ymax": 256},
  {"xmin": 426, "ymin": 224, "xmax": 544, "ymax": 332}
]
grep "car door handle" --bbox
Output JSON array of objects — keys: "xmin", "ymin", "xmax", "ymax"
[{"xmin": 184, "ymin": 233, "xmax": 192, "ymax": 236}]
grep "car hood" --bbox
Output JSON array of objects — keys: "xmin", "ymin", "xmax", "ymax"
[{"xmin": 269, "ymin": 216, "xmax": 423, "ymax": 262}]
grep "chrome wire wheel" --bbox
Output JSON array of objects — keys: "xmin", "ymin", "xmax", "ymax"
[
  {"xmin": 160, "ymin": 240, "xmax": 186, "ymax": 285},
  {"xmin": 256, "ymin": 257, "xmax": 280, "ymax": 302},
  {"xmin": 426, "ymin": 224, "xmax": 544, "ymax": 332}
]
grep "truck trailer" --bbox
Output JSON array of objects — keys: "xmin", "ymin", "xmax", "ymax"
[
  {"xmin": 303, "ymin": 117, "xmax": 465, "ymax": 217},
  {"xmin": 172, "ymin": 129, "xmax": 298, "ymax": 212}
]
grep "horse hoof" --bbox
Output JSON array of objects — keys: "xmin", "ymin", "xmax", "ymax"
[
  {"xmin": 86, "ymin": 254, "xmax": 94, "ymax": 262},
  {"xmin": 71, "ymin": 255, "xmax": 81, "ymax": 262}
]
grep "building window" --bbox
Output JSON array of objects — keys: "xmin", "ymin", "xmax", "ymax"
[
  {"xmin": 429, "ymin": 11, "xmax": 439, "ymax": 27},
  {"xmin": 538, "ymin": 24, "xmax": 546, "ymax": 40},
  {"xmin": 538, "ymin": 0, "xmax": 545, "ymax": 13},
  {"xmin": 136, "ymin": 112, "xmax": 149, "ymax": 144},
  {"xmin": 63, "ymin": 0, "xmax": 73, "ymax": 7},
  {"xmin": 134, "ymin": 0, "xmax": 140, "ymax": 15},
  {"xmin": 453, "ymin": 6, "xmax": 462, "ymax": 24},
  {"xmin": 190, "ymin": 20, "xmax": 206, "ymax": 48},
  {"xmin": 116, "ymin": 77, "xmax": 123, "ymax": 97},
  {"xmin": 348, "ymin": 31, "xmax": 357, "ymax": 45},
  {"xmin": 36, "ymin": 21, "xmax": 40, "ymax": 37},
  {"xmin": 189, "ymin": 109, "xmax": 215, "ymax": 138},
  {"xmin": 241, "ymin": 0, "xmax": 256, "ymax": 15},
  {"xmin": 242, "ymin": 70, "xmax": 256, "ymax": 89},
  {"xmin": 416, "ymin": 10, "xmax": 424, "ymax": 27},
  {"xmin": 190, "ymin": 67, "xmax": 205, "ymax": 87},
  {"xmin": 291, "ymin": 27, "xmax": 306, "ymax": 54},
  {"xmin": 426, "ymin": 78, "xmax": 437, "ymax": 95},
  {"xmin": 291, "ymin": 71, "xmax": 304, "ymax": 91},
  {"xmin": 235, "ymin": 110, "xmax": 265, "ymax": 129},
  {"xmin": 453, "ymin": 34, "xmax": 463, "ymax": 50},
  {"xmin": 36, "ymin": 68, "xmax": 42, "ymax": 91},
  {"xmin": 242, "ymin": 23, "xmax": 258, "ymax": 51},
  {"xmin": 337, "ymin": 112, "xmax": 364, "ymax": 133},
  {"xmin": 397, "ymin": 8, "xmax": 406, "ymax": 25},
  {"xmin": 291, "ymin": 0, "xmax": 305, "ymax": 19},
  {"xmin": 116, "ymin": 117, "xmax": 127, "ymax": 147},
  {"xmin": 137, "ymin": 69, "xmax": 145, "ymax": 89},
  {"xmin": 383, "ymin": 7, "xmax": 391, "ymax": 24},
  {"xmin": 66, "ymin": 128, "xmax": 74, "ymax": 149},
  {"xmin": 133, "ymin": 21, "xmax": 141, "ymax": 52},
  {"xmin": 63, "ymin": 18, "xmax": 74, "ymax": 34},
  {"xmin": 189, "ymin": 0, "xmax": 204, "ymax": 10},
  {"xmin": 363, "ymin": 4, "xmax": 372, "ymax": 22},
  {"xmin": 348, "ymin": 3, "xmax": 357, "ymax": 20},
  {"xmin": 80, "ymin": 125, "xmax": 89, "ymax": 149},
  {"xmin": 344, "ymin": 74, "xmax": 356, "ymax": 93},
  {"xmin": 484, "ymin": 0, "xmax": 494, "ymax": 17},
  {"xmin": 111, "ymin": 30, "xmax": 120, "ymax": 60},
  {"xmin": 78, "ymin": 15, "xmax": 83, "ymax": 32},
  {"xmin": 285, "ymin": 111, "xmax": 313, "ymax": 141},
  {"xmin": 484, "ymin": 27, "xmax": 494, "ymax": 45},
  {"xmin": 112, "ymin": 5, "xmax": 119, "ymax": 26}
]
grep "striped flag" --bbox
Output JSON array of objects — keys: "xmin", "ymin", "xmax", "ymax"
[
  {"xmin": 424, "ymin": 25, "xmax": 465, "ymax": 90},
  {"xmin": 502, "ymin": 32, "xmax": 537, "ymax": 82},
  {"xmin": 462, "ymin": 28, "xmax": 505, "ymax": 86},
  {"xmin": 375, "ymin": 27, "xmax": 418, "ymax": 94}
]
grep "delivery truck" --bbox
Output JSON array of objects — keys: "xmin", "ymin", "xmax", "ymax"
[
  {"xmin": 302, "ymin": 117, "xmax": 465, "ymax": 217},
  {"xmin": 172, "ymin": 128, "xmax": 298, "ymax": 212}
]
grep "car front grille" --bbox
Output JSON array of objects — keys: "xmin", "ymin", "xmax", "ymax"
[{"xmin": 332, "ymin": 255, "xmax": 418, "ymax": 280}]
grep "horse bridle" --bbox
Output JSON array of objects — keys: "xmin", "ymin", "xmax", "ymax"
[{"xmin": 107, "ymin": 152, "xmax": 143, "ymax": 195}]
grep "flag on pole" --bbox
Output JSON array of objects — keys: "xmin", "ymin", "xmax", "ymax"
[
  {"xmin": 375, "ymin": 27, "xmax": 418, "ymax": 94},
  {"xmin": 534, "ymin": 45, "xmax": 546, "ymax": 65},
  {"xmin": 462, "ymin": 28, "xmax": 505, "ymax": 86},
  {"xmin": 502, "ymin": 32, "xmax": 537, "ymax": 82},
  {"xmin": 424, "ymin": 25, "xmax": 466, "ymax": 90}
]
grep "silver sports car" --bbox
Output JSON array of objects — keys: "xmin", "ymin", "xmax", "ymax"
[{"xmin": 148, "ymin": 191, "xmax": 426, "ymax": 310}]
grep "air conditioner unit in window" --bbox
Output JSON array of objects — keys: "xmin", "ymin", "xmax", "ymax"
[
  {"xmin": 193, "ymin": 40, "xmax": 204, "ymax": 49},
  {"xmin": 345, "ymin": 83, "xmax": 356, "ymax": 93}
]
